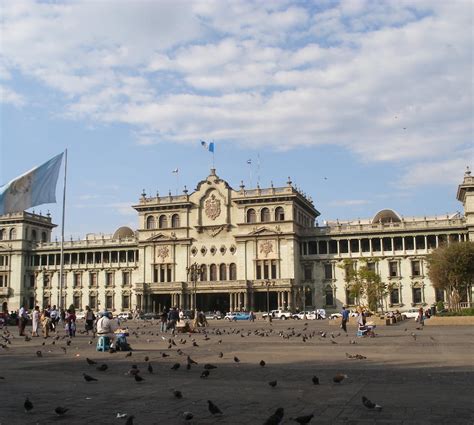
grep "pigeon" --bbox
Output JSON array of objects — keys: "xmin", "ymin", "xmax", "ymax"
[
  {"xmin": 294, "ymin": 414, "xmax": 314, "ymax": 424},
  {"xmin": 204, "ymin": 364, "xmax": 217, "ymax": 369},
  {"xmin": 268, "ymin": 380, "xmax": 277, "ymax": 388},
  {"xmin": 263, "ymin": 407, "xmax": 284, "ymax": 425},
  {"xmin": 333, "ymin": 373, "xmax": 348, "ymax": 383},
  {"xmin": 207, "ymin": 400, "xmax": 222, "ymax": 415},
  {"xmin": 54, "ymin": 406, "xmax": 69, "ymax": 416},
  {"xmin": 36, "ymin": 350, "xmax": 42, "ymax": 357},
  {"xmin": 234, "ymin": 356, "xmax": 240, "ymax": 363},
  {"xmin": 116, "ymin": 413, "xmax": 127, "ymax": 418},
  {"xmin": 411, "ymin": 333, "xmax": 417, "ymax": 341},
  {"xmin": 200, "ymin": 370, "xmax": 210, "ymax": 379},
  {"xmin": 171, "ymin": 363, "xmax": 180, "ymax": 370},
  {"xmin": 24, "ymin": 397, "xmax": 33, "ymax": 413},
  {"xmin": 362, "ymin": 396, "xmax": 382, "ymax": 410},
  {"xmin": 83, "ymin": 373, "xmax": 98, "ymax": 382},
  {"xmin": 260, "ymin": 360, "xmax": 266, "ymax": 367},
  {"xmin": 161, "ymin": 353, "xmax": 169, "ymax": 358},
  {"xmin": 147, "ymin": 363, "xmax": 153, "ymax": 374},
  {"xmin": 312, "ymin": 376, "xmax": 319, "ymax": 385},
  {"xmin": 187, "ymin": 355, "xmax": 198, "ymax": 365},
  {"xmin": 96, "ymin": 364, "xmax": 108, "ymax": 372},
  {"xmin": 126, "ymin": 352, "xmax": 132, "ymax": 357},
  {"xmin": 218, "ymin": 352, "xmax": 223, "ymax": 358},
  {"xmin": 134, "ymin": 374, "xmax": 144, "ymax": 382},
  {"xmin": 186, "ymin": 364, "xmax": 191, "ymax": 370},
  {"xmin": 86, "ymin": 358, "xmax": 97, "ymax": 365},
  {"xmin": 125, "ymin": 416, "xmax": 135, "ymax": 425},
  {"xmin": 144, "ymin": 356, "xmax": 149, "ymax": 362},
  {"xmin": 61, "ymin": 347, "xmax": 67, "ymax": 354},
  {"xmin": 183, "ymin": 411, "xmax": 193, "ymax": 420},
  {"xmin": 173, "ymin": 390, "xmax": 183, "ymax": 399}
]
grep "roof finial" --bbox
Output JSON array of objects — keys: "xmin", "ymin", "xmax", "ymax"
[
  {"xmin": 183, "ymin": 185, "xmax": 188, "ymax": 195},
  {"xmin": 465, "ymin": 165, "xmax": 471, "ymax": 176},
  {"xmin": 287, "ymin": 177, "xmax": 292, "ymax": 186},
  {"xmin": 141, "ymin": 189, "xmax": 146, "ymax": 198}
]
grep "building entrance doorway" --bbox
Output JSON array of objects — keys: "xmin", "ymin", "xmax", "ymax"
[
  {"xmin": 253, "ymin": 291, "xmax": 278, "ymax": 312},
  {"xmin": 150, "ymin": 294, "xmax": 171, "ymax": 313},
  {"xmin": 196, "ymin": 293, "xmax": 229, "ymax": 312}
]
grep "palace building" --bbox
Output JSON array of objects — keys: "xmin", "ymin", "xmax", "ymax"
[{"xmin": 1, "ymin": 167, "xmax": 473, "ymax": 314}]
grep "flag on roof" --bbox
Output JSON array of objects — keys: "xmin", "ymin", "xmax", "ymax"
[
  {"xmin": 0, "ymin": 153, "xmax": 64, "ymax": 215},
  {"xmin": 172, "ymin": 168, "xmax": 179, "ymax": 173},
  {"xmin": 200, "ymin": 140, "xmax": 215, "ymax": 153}
]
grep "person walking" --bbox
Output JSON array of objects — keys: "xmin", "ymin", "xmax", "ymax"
[
  {"xmin": 65, "ymin": 308, "xmax": 76, "ymax": 337},
  {"xmin": 167, "ymin": 307, "xmax": 179, "ymax": 333},
  {"xmin": 341, "ymin": 305, "xmax": 350, "ymax": 333},
  {"xmin": 160, "ymin": 309, "xmax": 168, "ymax": 332},
  {"xmin": 417, "ymin": 307, "xmax": 425, "ymax": 327},
  {"xmin": 18, "ymin": 305, "xmax": 28, "ymax": 336},
  {"xmin": 32, "ymin": 306, "xmax": 40, "ymax": 337},
  {"xmin": 49, "ymin": 305, "xmax": 59, "ymax": 332},
  {"xmin": 84, "ymin": 305, "xmax": 96, "ymax": 336},
  {"xmin": 41, "ymin": 309, "xmax": 51, "ymax": 338}
]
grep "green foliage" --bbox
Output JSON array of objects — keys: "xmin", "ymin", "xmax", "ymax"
[
  {"xmin": 338, "ymin": 258, "xmax": 387, "ymax": 312},
  {"xmin": 438, "ymin": 308, "xmax": 474, "ymax": 316},
  {"xmin": 427, "ymin": 241, "xmax": 474, "ymax": 311},
  {"xmin": 436, "ymin": 300, "xmax": 445, "ymax": 311}
]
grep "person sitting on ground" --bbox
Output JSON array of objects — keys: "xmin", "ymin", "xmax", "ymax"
[{"xmin": 96, "ymin": 311, "xmax": 118, "ymax": 347}]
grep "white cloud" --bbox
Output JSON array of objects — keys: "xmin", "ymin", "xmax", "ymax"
[
  {"xmin": 0, "ymin": 84, "xmax": 25, "ymax": 107},
  {"xmin": 328, "ymin": 199, "xmax": 371, "ymax": 207},
  {"xmin": 0, "ymin": 0, "xmax": 471, "ymax": 186}
]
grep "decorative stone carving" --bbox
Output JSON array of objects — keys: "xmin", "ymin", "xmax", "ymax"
[
  {"xmin": 157, "ymin": 246, "xmax": 169, "ymax": 262},
  {"xmin": 205, "ymin": 225, "xmax": 225, "ymax": 237},
  {"xmin": 260, "ymin": 240, "xmax": 273, "ymax": 257},
  {"xmin": 205, "ymin": 194, "xmax": 221, "ymax": 220}
]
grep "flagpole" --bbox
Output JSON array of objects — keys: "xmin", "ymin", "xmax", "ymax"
[
  {"xmin": 58, "ymin": 149, "xmax": 67, "ymax": 312},
  {"xmin": 175, "ymin": 170, "xmax": 179, "ymax": 196}
]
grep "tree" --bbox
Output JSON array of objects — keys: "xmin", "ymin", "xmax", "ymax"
[
  {"xmin": 426, "ymin": 241, "xmax": 474, "ymax": 311},
  {"xmin": 338, "ymin": 259, "xmax": 387, "ymax": 312}
]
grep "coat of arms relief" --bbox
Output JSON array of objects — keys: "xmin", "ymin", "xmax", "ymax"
[
  {"xmin": 259, "ymin": 240, "xmax": 274, "ymax": 257},
  {"xmin": 156, "ymin": 246, "xmax": 169, "ymax": 262},
  {"xmin": 205, "ymin": 194, "xmax": 221, "ymax": 220}
]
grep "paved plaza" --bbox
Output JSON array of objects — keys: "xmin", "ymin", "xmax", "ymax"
[{"xmin": 0, "ymin": 318, "xmax": 473, "ymax": 425}]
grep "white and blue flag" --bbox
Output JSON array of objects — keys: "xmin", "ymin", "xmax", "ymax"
[
  {"xmin": 0, "ymin": 152, "xmax": 64, "ymax": 215},
  {"xmin": 200, "ymin": 140, "xmax": 215, "ymax": 153}
]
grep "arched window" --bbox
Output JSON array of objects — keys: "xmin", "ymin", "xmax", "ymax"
[
  {"xmin": 261, "ymin": 207, "xmax": 270, "ymax": 222},
  {"xmin": 146, "ymin": 216, "xmax": 155, "ymax": 229},
  {"xmin": 0, "ymin": 229, "xmax": 4, "ymax": 240},
  {"xmin": 209, "ymin": 264, "xmax": 217, "ymax": 281},
  {"xmin": 246, "ymin": 208, "xmax": 256, "ymax": 223},
  {"xmin": 200, "ymin": 265, "xmax": 207, "ymax": 281},
  {"xmin": 275, "ymin": 207, "xmax": 285, "ymax": 221},
  {"xmin": 219, "ymin": 264, "xmax": 227, "ymax": 281},
  {"xmin": 31, "ymin": 229, "xmax": 37, "ymax": 241},
  {"xmin": 171, "ymin": 214, "xmax": 180, "ymax": 228},
  {"xmin": 229, "ymin": 263, "xmax": 237, "ymax": 280},
  {"xmin": 9, "ymin": 228, "xmax": 16, "ymax": 240},
  {"xmin": 41, "ymin": 232, "xmax": 47, "ymax": 242},
  {"xmin": 159, "ymin": 215, "xmax": 168, "ymax": 229}
]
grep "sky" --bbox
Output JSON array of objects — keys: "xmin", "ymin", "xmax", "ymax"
[{"xmin": 0, "ymin": 0, "xmax": 472, "ymax": 239}]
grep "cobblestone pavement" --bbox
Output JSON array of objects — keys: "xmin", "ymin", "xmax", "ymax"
[{"xmin": 0, "ymin": 319, "xmax": 473, "ymax": 425}]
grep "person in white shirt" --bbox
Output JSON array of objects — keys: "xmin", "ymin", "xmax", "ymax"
[{"xmin": 96, "ymin": 311, "xmax": 118, "ymax": 347}]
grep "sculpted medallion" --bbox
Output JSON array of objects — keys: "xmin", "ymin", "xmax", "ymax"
[
  {"xmin": 205, "ymin": 194, "xmax": 221, "ymax": 220},
  {"xmin": 260, "ymin": 240, "xmax": 273, "ymax": 257},
  {"xmin": 157, "ymin": 246, "xmax": 169, "ymax": 262}
]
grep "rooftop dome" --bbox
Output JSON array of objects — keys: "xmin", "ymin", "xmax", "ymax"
[
  {"xmin": 113, "ymin": 226, "xmax": 135, "ymax": 239},
  {"xmin": 372, "ymin": 209, "xmax": 402, "ymax": 224}
]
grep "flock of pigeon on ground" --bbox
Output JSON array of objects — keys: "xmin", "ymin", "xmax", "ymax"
[{"xmin": 0, "ymin": 320, "xmax": 404, "ymax": 424}]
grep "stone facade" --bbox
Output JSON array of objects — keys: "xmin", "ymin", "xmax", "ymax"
[{"xmin": 1, "ymin": 167, "xmax": 473, "ymax": 314}]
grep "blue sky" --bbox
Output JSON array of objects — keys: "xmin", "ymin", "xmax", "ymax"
[{"xmin": 0, "ymin": 0, "xmax": 472, "ymax": 238}]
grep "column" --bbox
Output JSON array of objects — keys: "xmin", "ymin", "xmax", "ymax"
[
  {"xmin": 435, "ymin": 234, "xmax": 439, "ymax": 248},
  {"xmin": 229, "ymin": 293, "xmax": 233, "ymax": 311},
  {"xmin": 424, "ymin": 235, "xmax": 428, "ymax": 251},
  {"xmin": 348, "ymin": 240, "xmax": 352, "ymax": 256},
  {"xmin": 369, "ymin": 238, "xmax": 373, "ymax": 255},
  {"xmin": 244, "ymin": 292, "xmax": 248, "ymax": 310},
  {"xmin": 358, "ymin": 239, "xmax": 362, "ymax": 255},
  {"xmin": 391, "ymin": 237, "xmax": 394, "ymax": 253},
  {"xmin": 337, "ymin": 240, "xmax": 340, "ymax": 255},
  {"xmin": 287, "ymin": 291, "xmax": 293, "ymax": 311},
  {"xmin": 380, "ymin": 238, "xmax": 384, "ymax": 255},
  {"xmin": 402, "ymin": 237, "xmax": 406, "ymax": 253},
  {"xmin": 190, "ymin": 293, "xmax": 194, "ymax": 310}
]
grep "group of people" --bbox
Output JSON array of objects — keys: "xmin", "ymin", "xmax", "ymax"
[{"xmin": 340, "ymin": 305, "xmax": 376, "ymax": 337}]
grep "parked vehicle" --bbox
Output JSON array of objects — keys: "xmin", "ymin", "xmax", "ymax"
[
  {"xmin": 75, "ymin": 311, "xmax": 86, "ymax": 320},
  {"xmin": 224, "ymin": 312, "xmax": 251, "ymax": 321},
  {"xmin": 117, "ymin": 312, "xmax": 132, "ymax": 320},
  {"xmin": 204, "ymin": 311, "xmax": 224, "ymax": 320},
  {"xmin": 329, "ymin": 311, "xmax": 358, "ymax": 320},
  {"xmin": 262, "ymin": 309, "xmax": 293, "ymax": 320},
  {"xmin": 401, "ymin": 308, "xmax": 420, "ymax": 319},
  {"xmin": 293, "ymin": 309, "xmax": 327, "ymax": 320},
  {"xmin": 140, "ymin": 312, "xmax": 159, "ymax": 320}
]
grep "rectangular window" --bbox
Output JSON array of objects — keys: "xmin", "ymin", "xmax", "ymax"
[
  {"xmin": 366, "ymin": 262, "xmax": 376, "ymax": 272},
  {"xmin": 73, "ymin": 295, "xmax": 81, "ymax": 310},
  {"xmin": 105, "ymin": 272, "xmax": 114, "ymax": 287},
  {"xmin": 29, "ymin": 274, "xmax": 35, "ymax": 288},
  {"xmin": 73, "ymin": 273, "xmax": 81, "ymax": 288},
  {"xmin": 390, "ymin": 288, "xmax": 400, "ymax": 304},
  {"xmin": 412, "ymin": 287, "xmax": 422, "ymax": 304},
  {"xmin": 43, "ymin": 275, "xmax": 51, "ymax": 289},
  {"xmin": 304, "ymin": 265, "xmax": 312, "ymax": 281},
  {"xmin": 389, "ymin": 261, "xmax": 398, "ymax": 277},
  {"xmin": 106, "ymin": 295, "xmax": 113, "ymax": 310},
  {"xmin": 28, "ymin": 296, "xmax": 35, "ymax": 309},
  {"xmin": 345, "ymin": 289, "xmax": 355, "ymax": 305},
  {"xmin": 308, "ymin": 241, "xmax": 317, "ymax": 255},
  {"xmin": 324, "ymin": 264, "xmax": 333, "ymax": 279},
  {"xmin": 160, "ymin": 267, "xmax": 165, "ymax": 282},
  {"xmin": 167, "ymin": 266, "xmax": 172, "ymax": 282},
  {"xmin": 256, "ymin": 263, "xmax": 262, "ymax": 280},
  {"xmin": 271, "ymin": 261, "xmax": 277, "ymax": 279},
  {"xmin": 89, "ymin": 272, "xmax": 97, "ymax": 287},
  {"xmin": 411, "ymin": 260, "xmax": 421, "ymax": 276},
  {"xmin": 345, "ymin": 262, "xmax": 355, "ymax": 279},
  {"xmin": 325, "ymin": 289, "xmax": 334, "ymax": 306},
  {"xmin": 263, "ymin": 262, "xmax": 269, "ymax": 279},
  {"xmin": 153, "ymin": 267, "xmax": 159, "ymax": 283},
  {"xmin": 122, "ymin": 271, "xmax": 130, "ymax": 286},
  {"xmin": 89, "ymin": 295, "xmax": 97, "ymax": 310},
  {"xmin": 0, "ymin": 275, "xmax": 7, "ymax": 287},
  {"xmin": 435, "ymin": 288, "xmax": 444, "ymax": 302},
  {"xmin": 122, "ymin": 295, "xmax": 130, "ymax": 310}
]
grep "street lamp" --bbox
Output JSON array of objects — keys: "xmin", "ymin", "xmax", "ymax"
[
  {"xmin": 263, "ymin": 280, "xmax": 272, "ymax": 322},
  {"xmin": 186, "ymin": 262, "xmax": 200, "ymax": 318}
]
